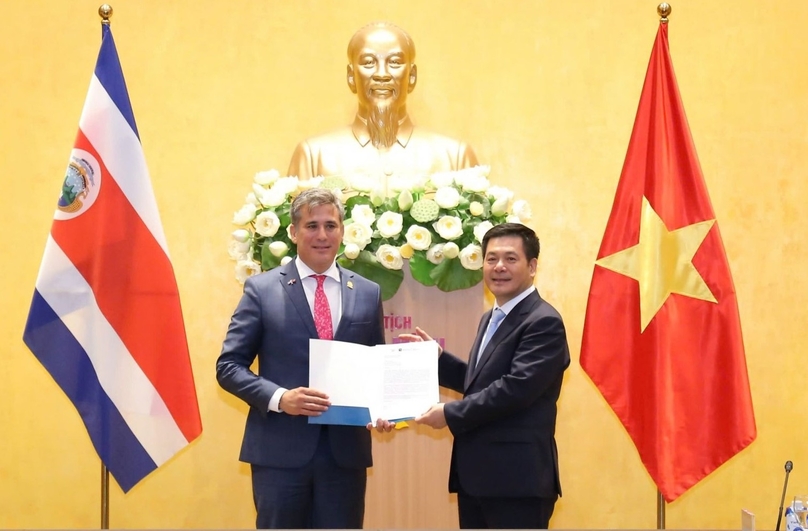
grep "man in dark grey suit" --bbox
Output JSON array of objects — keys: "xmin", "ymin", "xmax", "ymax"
[
  {"xmin": 217, "ymin": 188, "xmax": 386, "ymax": 529},
  {"xmin": 402, "ymin": 223, "xmax": 570, "ymax": 529}
]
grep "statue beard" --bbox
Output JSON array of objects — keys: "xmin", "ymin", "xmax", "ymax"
[{"xmin": 366, "ymin": 90, "xmax": 400, "ymax": 149}]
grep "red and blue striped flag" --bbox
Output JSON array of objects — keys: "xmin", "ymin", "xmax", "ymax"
[{"xmin": 23, "ymin": 24, "xmax": 202, "ymax": 493}]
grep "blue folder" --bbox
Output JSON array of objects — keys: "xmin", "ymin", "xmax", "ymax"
[{"xmin": 308, "ymin": 405, "xmax": 371, "ymax": 426}]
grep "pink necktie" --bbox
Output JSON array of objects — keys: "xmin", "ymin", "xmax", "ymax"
[{"xmin": 312, "ymin": 275, "xmax": 333, "ymax": 340}]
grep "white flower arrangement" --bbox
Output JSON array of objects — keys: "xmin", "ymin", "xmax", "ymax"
[{"xmin": 228, "ymin": 166, "xmax": 532, "ymax": 300}]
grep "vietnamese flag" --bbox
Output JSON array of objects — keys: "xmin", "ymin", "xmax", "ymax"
[{"xmin": 580, "ymin": 21, "xmax": 756, "ymax": 502}]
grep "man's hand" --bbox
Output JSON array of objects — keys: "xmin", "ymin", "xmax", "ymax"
[
  {"xmin": 367, "ymin": 419, "xmax": 397, "ymax": 433},
  {"xmin": 279, "ymin": 387, "xmax": 330, "ymax": 416},
  {"xmin": 397, "ymin": 326, "xmax": 443, "ymax": 356},
  {"xmin": 415, "ymin": 403, "xmax": 447, "ymax": 429}
]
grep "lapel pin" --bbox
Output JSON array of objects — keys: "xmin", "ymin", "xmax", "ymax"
[
  {"xmin": 287, "ymin": 279, "xmax": 297, "ymax": 285},
  {"xmin": 347, "ymin": 281, "xmax": 354, "ymax": 289}
]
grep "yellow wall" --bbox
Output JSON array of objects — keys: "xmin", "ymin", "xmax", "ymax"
[{"xmin": 2, "ymin": 0, "xmax": 807, "ymax": 528}]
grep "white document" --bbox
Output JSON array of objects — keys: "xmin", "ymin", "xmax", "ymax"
[{"xmin": 309, "ymin": 338, "xmax": 439, "ymax": 425}]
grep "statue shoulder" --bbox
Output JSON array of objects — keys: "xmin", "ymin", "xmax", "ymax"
[
  {"xmin": 293, "ymin": 126, "xmax": 356, "ymax": 152},
  {"xmin": 409, "ymin": 126, "xmax": 479, "ymax": 169},
  {"xmin": 287, "ymin": 126, "xmax": 358, "ymax": 179}
]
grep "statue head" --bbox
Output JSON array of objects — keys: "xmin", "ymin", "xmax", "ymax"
[{"xmin": 346, "ymin": 22, "xmax": 417, "ymax": 148}]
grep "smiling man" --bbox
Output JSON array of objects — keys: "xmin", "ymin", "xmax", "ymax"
[
  {"xmin": 217, "ymin": 189, "xmax": 388, "ymax": 529},
  {"xmin": 399, "ymin": 223, "xmax": 571, "ymax": 529},
  {"xmin": 287, "ymin": 22, "xmax": 478, "ymax": 182}
]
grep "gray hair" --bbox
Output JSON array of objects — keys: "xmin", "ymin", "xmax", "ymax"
[{"xmin": 290, "ymin": 188, "xmax": 345, "ymax": 226}]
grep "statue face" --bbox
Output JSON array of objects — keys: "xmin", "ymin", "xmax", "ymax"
[{"xmin": 348, "ymin": 27, "xmax": 416, "ymax": 115}]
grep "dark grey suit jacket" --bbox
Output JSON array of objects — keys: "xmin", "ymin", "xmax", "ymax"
[
  {"xmin": 216, "ymin": 261, "xmax": 385, "ymax": 469},
  {"xmin": 439, "ymin": 289, "xmax": 570, "ymax": 498}
]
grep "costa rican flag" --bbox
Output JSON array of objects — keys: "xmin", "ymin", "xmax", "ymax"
[{"xmin": 23, "ymin": 24, "xmax": 202, "ymax": 493}]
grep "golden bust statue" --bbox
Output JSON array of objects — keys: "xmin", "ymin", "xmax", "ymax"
[{"xmin": 287, "ymin": 22, "xmax": 478, "ymax": 182}]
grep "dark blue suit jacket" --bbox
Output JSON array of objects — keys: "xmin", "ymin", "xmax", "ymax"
[
  {"xmin": 217, "ymin": 261, "xmax": 385, "ymax": 469},
  {"xmin": 439, "ymin": 290, "xmax": 570, "ymax": 498}
]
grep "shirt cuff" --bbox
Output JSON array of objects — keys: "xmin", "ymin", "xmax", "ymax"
[{"xmin": 268, "ymin": 387, "xmax": 288, "ymax": 413}]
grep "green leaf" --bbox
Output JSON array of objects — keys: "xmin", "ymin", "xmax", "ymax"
[
  {"xmin": 260, "ymin": 240, "xmax": 282, "ymax": 270},
  {"xmin": 345, "ymin": 195, "xmax": 373, "ymax": 211},
  {"xmin": 408, "ymin": 252, "xmax": 437, "ymax": 286},
  {"xmin": 430, "ymin": 257, "xmax": 483, "ymax": 292},
  {"xmin": 337, "ymin": 251, "xmax": 404, "ymax": 301}
]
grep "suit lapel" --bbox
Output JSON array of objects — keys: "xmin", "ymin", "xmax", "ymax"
[
  {"xmin": 333, "ymin": 265, "xmax": 355, "ymax": 340},
  {"xmin": 465, "ymin": 310, "xmax": 490, "ymax": 389},
  {"xmin": 279, "ymin": 261, "xmax": 318, "ymax": 338},
  {"xmin": 466, "ymin": 292, "xmax": 541, "ymax": 390}
]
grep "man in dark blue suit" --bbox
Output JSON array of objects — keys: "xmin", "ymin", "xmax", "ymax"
[
  {"xmin": 402, "ymin": 223, "xmax": 570, "ymax": 529},
  {"xmin": 217, "ymin": 188, "xmax": 387, "ymax": 529}
]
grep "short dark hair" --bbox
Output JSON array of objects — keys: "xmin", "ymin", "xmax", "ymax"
[
  {"xmin": 290, "ymin": 188, "xmax": 345, "ymax": 226},
  {"xmin": 481, "ymin": 223, "xmax": 540, "ymax": 260}
]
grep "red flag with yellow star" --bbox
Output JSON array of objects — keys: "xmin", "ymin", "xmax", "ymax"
[{"xmin": 580, "ymin": 22, "xmax": 756, "ymax": 502}]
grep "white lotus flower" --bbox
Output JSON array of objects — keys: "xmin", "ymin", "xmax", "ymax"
[
  {"xmin": 233, "ymin": 204, "xmax": 257, "ymax": 225},
  {"xmin": 376, "ymin": 244, "xmax": 403, "ymax": 270},
  {"xmin": 343, "ymin": 222, "xmax": 373, "ymax": 249},
  {"xmin": 459, "ymin": 171, "xmax": 490, "ymax": 193},
  {"xmin": 469, "ymin": 201, "xmax": 484, "ymax": 216},
  {"xmin": 429, "ymin": 171, "xmax": 455, "ymax": 188},
  {"xmin": 350, "ymin": 204, "xmax": 376, "ymax": 226},
  {"xmin": 433, "ymin": 215, "xmax": 463, "ymax": 240},
  {"xmin": 272, "ymin": 177, "xmax": 300, "ymax": 195},
  {"xmin": 370, "ymin": 186, "xmax": 385, "ymax": 207},
  {"xmin": 376, "ymin": 211, "xmax": 404, "ymax": 238},
  {"xmin": 245, "ymin": 192, "xmax": 260, "ymax": 206},
  {"xmin": 235, "ymin": 260, "xmax": 262, "ymax": 283},
  {"xmin": 473, "ymin": 221, "xmax": 494, "ymax": 243},
  {"xmin": 259, "ymin": 187, "xmax": 287, "ymax": 208},
  {"xmin": 459, "ymin": 244, "xmax": 483, "ymax": 270},
  {"xmin": 435, "ymin": 186, "xmax": 461, "ymax": 209},
  {"xmin": 268, "ymin": 241, "xmax": 289, "ymax": 258},
  {"xmin": 297, "ymin": 176, "xmax": 324, "ymax": 190},
  {"xmin": 280, "ymin": 256, "xmax": 293, "ymax": 266},
  {"xmin": 254, "ymin": 169, "xmax": 280, "ymax": 186},
  {"xmin": 398, "ymin": 190, "xmax": 414, "ymax": 211},
  {"xmin": 491, "ymin": 195, "xmax": 510, "ymax": 217},
  {"xmin": 442, "ymin": 242, "xmax": 460, "ymax": 259},
  {"xmin": 231, "ymin": 229, "xmax": 251, "ymax": 243},
  {"xmin": 343, "ymin": 243, "xmax": 361, "ymax": 260},
  {"xmin": 405, "ymin": 225, "xmax": 432, "ymax": 251},
  {"xmin": 487, "ymin": 185, "xmax": 513, "ymax": 201},
  {"xmin": 511, "ymin": 199, "xmax": 532, "ymax": 222},
  {"xmin": 426, "ymin": 243, "xmax": 445, "ymax": 265},
  {"xmin": 254, "ymin": 211, "xmax": 281, "ymax": 237},
  {"xmin": 228, "ymin": 239, "xmax": 251, "ymax": 261}
]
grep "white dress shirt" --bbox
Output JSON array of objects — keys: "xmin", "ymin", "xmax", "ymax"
[{"xmin": 269, "ymin": 258, "xmax": 342, "ymax": 413}]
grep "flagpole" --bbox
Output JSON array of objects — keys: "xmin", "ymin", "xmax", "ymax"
[
  {"xmin": 94, "ymin": 6, "xmax": 114, "ymax": 526},
  {"xmin": 653, "ymin": 4, "xmax": 672, "ymax": 529},
  {"xmin": 657, "ymin": 490, "xmax": 666, "ymax": 529},
  {"xmin": 101, "ymin": 464, "xmax": 110, "ymax": 529}
]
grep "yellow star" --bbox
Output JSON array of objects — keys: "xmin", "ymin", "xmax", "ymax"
[{"xmin": 596, "ymin": 196, "xmax": 717, "ymax": 332}]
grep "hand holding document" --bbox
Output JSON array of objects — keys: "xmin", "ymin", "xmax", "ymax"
[{"xmin": 308, "ymin": 339, "xmax": 439, "ymax": 426}]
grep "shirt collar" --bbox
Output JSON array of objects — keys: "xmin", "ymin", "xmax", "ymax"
[
  {"xmin": 351, "ymin": 113, "xmax": 414, "ymax": 148},
  {"xmin": 495, "ymin": 285, "xmax": 536, "ymax": 316},
  {"xmin": 295, "ymin": 257, "xmax": 341, "ymax": 283}
]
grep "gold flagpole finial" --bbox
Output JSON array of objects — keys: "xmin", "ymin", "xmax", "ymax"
[
  {"xmin": 99, "ymin": 4, "xmax": 113, "ymax": 26},
  {"xmin": 658, "ymin": 3, "xmax": 672, "ymax": 24}
]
